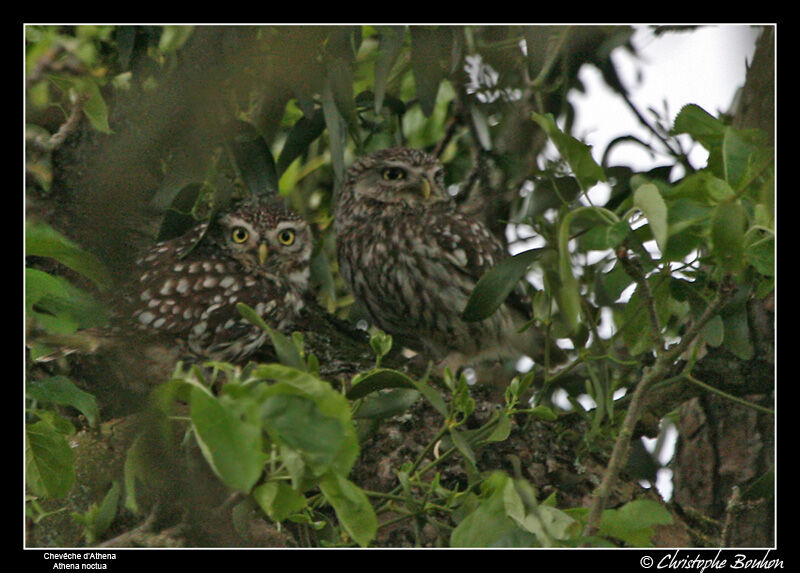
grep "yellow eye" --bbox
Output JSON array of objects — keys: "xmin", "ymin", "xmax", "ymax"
[
  {"xmin": 231, "ymin": 227, "xmax": 249, "ymax": 244},
  {"xmin": 382, "ymin": 167, "xmax": 405, "ymax": 181},
  {"xmin": 278, "ymin": 228, "xmax": 296, "ymax": 246}
]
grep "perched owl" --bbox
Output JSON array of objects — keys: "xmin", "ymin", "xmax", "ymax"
[
  {"xmin": 335, "ymin": 147, "xmax": 561, "ymax": 369},
  {"xmin": 121, "ymin": 199, "xmax": 313, "ymax": 364}
]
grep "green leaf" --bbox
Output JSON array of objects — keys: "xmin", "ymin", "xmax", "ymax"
[
  {"xmin": 229, "ymin": 123, "xmax": 279, "ymax": 197},
  {"xmin": 276, "ymin": 110, "xmax": 326, "ymax": 177},
  {"xmin": 720, "ymin": 303, "xmax": 754, "ymax": 360},
  {"xmin": 253, "ymin": 481, "xmax": 308, "ymax": 522},
  {"xmin": 673, "ymin": 104, "xmax": 726, "ymax": 145},
  {"xmin": 580, "ymin": 219, "xmax": 630, "ymax": 251},
  {"xmin": 722, "ymin": 127, "xmax": 769, "ymax": 191},
  {"xmin": 531, "ymin": 112, "xmax": 606, "ymax": 190},
  {"xmin": 26, "ymin": 268, "xmax": 108, "ymax": 335},
  {"xmin": 319, "ymin": 472, "xmax": 377, "ymax": 547},
  {"xmin": 79, "ymin": 78, "xmax": 113, "ymax": 134},
  {"xmin": 448, "ymin": 427, "xmax": 477, "ymax": 467},
  {"xmin": 373, "ymin": 26, "xmax": 405, "ymax": 114},
  {"xmin": 485, "ymin": 411, "xmax": 512, "ymax": 443},
  {"xmin": 711, "ymin": 201, "xmax": 748, "ymax": 272},
  {"xmin": 236, "ymin": 303, "xmax": 305, "ymax": 370},
  {"xmin": 599, "ymin": 499, "xmax": 672, "ymax": 547},
  {"xmin": 369, "ymin": 330, "xmax": 393, "ymax": 360},
  {"xmin": 451, "ymin": 473, "xmax": 536, "ymax": 547},
  {"xmin": 190, "ymin": 386, "xmax": 266, "ymax": 493},
  {"xmin": 462, "ymin": 248, "xmax": 545, "ymax": 322},
  {"xmin": 262, "ymin": 394, "xmax": 345, "ymax": 475},
  {"xmin": 409, "ymin": 27, "xmax": 445, "ymax": 117},
  {"xmin": 254, "ymin": 365, "xmax": 360, "ymax": 478},
  {"xmin": 745, "ymin": 231, "xmax": 774, "ymax": 276},
  {"xmin": 25, "ymin": 420, "xmax": 75, "ymax": 499},
  {"xmin": 159, "ymin": 25, "xmax": 194, "ymax": 53},
  {"xmin": 26, "ymin": 222, "xmax": 112, "ymax": 290},
  {"xmin": 347, "ymin": 368, "xmax": 417, "ymax": 399},
  {"xmin": 700, "ymin": 315, "xmax": 724, "ymax": 347},
  {"xmin": 27, "ymin": 376, "xmax": 100, "ymax": 428},
  {"xmin": 353, "ymin": 388, "xmax": 420, "ymax": 420},
  {"xmin": 633, "ymin": 183, "xmax": 669, "ymax": 254},
  {"xmin": 321, "ymin": 79, "xmax": 347, "ymax": 182},
  {"xmin": 72, "ymin": 481, "xmax": 121, "ymax": 544},
  {"xmin": 672, "ymin": 104, "xmax": 726, "ymax": 177}
]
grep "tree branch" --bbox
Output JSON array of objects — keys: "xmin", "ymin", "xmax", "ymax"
[{"xmin": 583, "ymin": 282, "xmax": 730, "ymax": 538}]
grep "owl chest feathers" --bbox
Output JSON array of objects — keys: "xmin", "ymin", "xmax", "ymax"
[
  {"xmin": 128, "ymin": 240, "xmax": 303, "ymax": 362},
  {"xmin": 337, "ymin": 206, "xmax": 525, "ymax": 358}
]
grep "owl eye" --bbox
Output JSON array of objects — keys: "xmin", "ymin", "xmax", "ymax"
[
  {"xmin": 278, "ymin": 228, "xmax": 296, "ymax": 246},
  {"xmin": 231, "ymin": 227, "xmax": 249, "ymax": 244},
  {"xmin": 382, "ymin": 166, "xmax": 406, "ymax": 181}
]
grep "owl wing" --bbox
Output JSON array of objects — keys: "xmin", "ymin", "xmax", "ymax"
[{"xmin": 426, "ymin": 209, "xmax": 533, "ymax": 321}]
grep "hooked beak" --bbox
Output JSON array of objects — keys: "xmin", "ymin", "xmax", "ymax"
[{"xmin": 258, "ymin": 242, "xmax": 269, "ymax": 265}]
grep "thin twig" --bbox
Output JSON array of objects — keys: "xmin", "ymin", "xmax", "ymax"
[
  {"xmin": 582, "ymin": 283, "xmax": 730, "ymax": 538},
  {"xmin": 26, "ymin": 94, "xmax": 86, "ymax": 152},
  {"xmin": 617, "ymin": 249, "xmax": 664, "ymax": 352}
]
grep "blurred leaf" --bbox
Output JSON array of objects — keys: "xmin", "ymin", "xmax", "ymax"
[
  {"xmin": 531, "ymin": 112, "xmax": 606, "ymax": 190},
  {"xmin": 229, "ymin": 122, "xmax": 278, "ymax": 197},
  {"xmin": 451, "ymin": 473, "xmax": 536, "ymax": 547},
  {"xmin": 745, "ymin": 231, "xmax": 774, "ymax": 276},
  {"xmin": 673, "ymin": 104, "xmax": 726, "ymax": 177},
  {"xmin": 80, "ymin": 78, "xmax": 113, "ymax": 134},
  {"xmin": 319, "ymin": 472, "xmax": 377, "ymax": 547},
  {"xmin": 190, "ymin": 386, "xmax": 266, "ymax": 493},
  {"xmin": 720, "ymin": 299, "xmax": 754, "ymax": 360},
  {"xmin": 462, "ymin": 248, "xmax": 545, "ymax": 322},
  {"xmin": 722, "ymin": 127, "xmax": 771, "ymax": 191},
  {"xmin": 700, "ymin": 315, "xmax": 724, "ymax": 347},
  {"xmin": 237, "ymin": 302, "xmax": 305, "ymax": 370},
  {"xmin": 409, "ymin": 27, "xmax": 445, "ymax": 117},
  {"xmin": 673, "ymin": 103, "xmax": 726, "ymax": 144},
  {"xmin": 711, "ymin": 201, "xmax": 748, "ymax": 273},
  {"xmin": 72, "ymin": 481, "xmax": 121, "ymax": 544},
  {"xmin": 599, "ymin": 499, "xmax": 672, "ymax": 547},
  {"xmin": 26, "ymin": 268, "xmax": 108, "ymax": 335},
  {"xmin": 353, "ymin": 388, "xmax": 420, "ymax": 420},
  {"xmin": 276, "ymin": 109, "xmax": 326, "ymax": 177},
  {"xmin": 263, "ymin": 394, "xmax": 345, "ymax": 475},
  {"xmin": 449, "ymin": 427, "xmax": 477, "ymax": 467},
  {"xmin": 159, "ymin": 25, "xmax": 194, "ymax": 53},
  {"xmin": 27, "ymin": 376, "xmax": 100, "ymax": 428},
  {"xmin": 633, "ymin": 183, "xmax": 669, "ymax": 254},
  {"xmin": 580, "ymin": 220, "xmax": 630, "ymax": 251},
  {"xmin": 373, "ymin": 26, "xmax": 405, "ymax": 113},
  {"xmin": 254, "ymin": 364, "xmax": 360, "ymax": 478},
  {"xmin": 253, "ymin": 481, "xmax": 307, "ymax": 522},
  {"xmin": 26, "ymin": 222, "xmax": 112, "ymax": 290},
  {"xmin": 25, "ymin": 420, "xmax": 75, "ymax": 499},
  {"xmin": 347, "ymin": 368, "xmax": 417, "ymax": 400},
  {"xmin": 469, "ymin": 104, "xmax": 492, "ymax": 150},
  {"xmin": 594, "ymin": 262, "xmax": 633, "ymax": 306},
  {"xmin": 321, "ymin": 78, "xmax": 347, "ymax": 182}
]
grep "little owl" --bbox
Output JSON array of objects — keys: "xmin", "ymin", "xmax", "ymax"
[{"xmin": 335, "ymin": 147, "xmax": 561, "ymax": 371}]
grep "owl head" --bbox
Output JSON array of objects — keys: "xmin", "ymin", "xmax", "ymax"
[
  {"xmin": 340, "ymin": 148, "xmax": 451, "ymax": 207},
  {"xmin": 210, "ymin": 200, "xmax": 313, "ymax": 289}
]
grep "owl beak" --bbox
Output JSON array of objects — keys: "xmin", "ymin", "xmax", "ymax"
[
  {"xmin": 419, "ymin": 177, "xmax": 431, "ymax": 200},
  {"xmin": 258, "ymin": 242, "xmax": 269, "ymax": 265}
]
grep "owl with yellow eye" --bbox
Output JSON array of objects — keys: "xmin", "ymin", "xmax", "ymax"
[
  {"xmin": 335, "ymin": 147, "xmax": 564, "ymax": 370},
  {"xmin": 122, "ymin": 199, "xmax": 313, "ymax": 363}
]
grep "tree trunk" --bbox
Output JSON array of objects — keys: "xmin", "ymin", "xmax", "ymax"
[{"xmin": 670, "ymin": 26, "xmax": 775, "ymax": 547}]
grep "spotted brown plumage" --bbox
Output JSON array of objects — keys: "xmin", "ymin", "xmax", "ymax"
[
  {"xmin": 122, "ymin": 199, "xmax": 312, "ymax": 363},
  {"xmin": 335, "ymin": 147, "xmax": 561, "ymax": 367}
]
